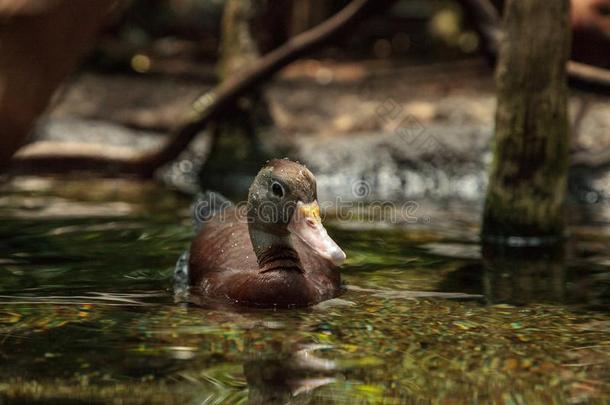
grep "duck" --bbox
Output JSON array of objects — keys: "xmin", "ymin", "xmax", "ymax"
[{"xmin": 187, "ymin": 159, "xmax": 347, "ymax": 308}]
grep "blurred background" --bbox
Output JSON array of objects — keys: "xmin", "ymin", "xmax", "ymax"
[
  {"xmin": 0, "ymin": 1, "xmax": 609, "ymax": 403},
  {"xmin": 3, "ymin": 0, "xmax": 608, "ymax": 203}
]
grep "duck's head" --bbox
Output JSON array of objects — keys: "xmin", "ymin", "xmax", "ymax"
[{"xmin": 247, "ymin": 159, "xmax": 346, "ymax": 266}]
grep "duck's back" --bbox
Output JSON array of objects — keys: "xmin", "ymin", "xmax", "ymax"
[{"xmin": 189, "ymin": 207, "xmax": 257, "ymax": 282}]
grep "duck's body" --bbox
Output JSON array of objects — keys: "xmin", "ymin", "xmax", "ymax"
[{"xmin": 187, "ymin": 159, "xmax": 346, "ymax": 308}]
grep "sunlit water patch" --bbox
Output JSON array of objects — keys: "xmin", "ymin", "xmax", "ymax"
[{"xmin": 0, "ymin": 178, "xmax": 608, "ymax": 403}]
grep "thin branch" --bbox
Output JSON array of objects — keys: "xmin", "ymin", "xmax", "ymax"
[
  {"xmin": 572, "ymin": 149, "xmax": 610, "ymax": 170},
  {"xmin": 568, "ymin": 60, "xmax": 610, "ymax": 90}
]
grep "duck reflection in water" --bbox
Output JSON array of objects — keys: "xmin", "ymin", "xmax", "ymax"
[{"xmin": 177, "ymin": 159, "xmax": 346, "ymax": 308}]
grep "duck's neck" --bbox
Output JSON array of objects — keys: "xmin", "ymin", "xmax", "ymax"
[{"xmin": 248, "ymin": 228, "xmax": 302, "ymax": 273}]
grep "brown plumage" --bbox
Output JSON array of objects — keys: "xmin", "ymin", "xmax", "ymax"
[{"xmin": 188, "ymin": 159, "xmax": 346, "ymax": 308}]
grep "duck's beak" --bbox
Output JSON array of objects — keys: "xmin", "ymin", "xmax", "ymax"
[{"xmin": 288, "ymin": 201, "xmax": 346, "ymax": 266}]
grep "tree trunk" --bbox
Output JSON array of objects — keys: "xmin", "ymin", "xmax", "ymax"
[
  {"xmin": 198, "ymin": 0, "xmax": 276, "ymax": 196},
  {"xmin": 482, "ymin": 0, "xmax": 571, "ymax": 242}
]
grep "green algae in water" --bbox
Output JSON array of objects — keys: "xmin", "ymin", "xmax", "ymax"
[{"xmin": 0, "ymin": 179, "xmax": 609, "ymax": 404}]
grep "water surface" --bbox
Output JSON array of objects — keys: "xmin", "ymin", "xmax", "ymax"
[{"xmin": 0, "ymin": 178, "xmax": 608, "ymax": 404}]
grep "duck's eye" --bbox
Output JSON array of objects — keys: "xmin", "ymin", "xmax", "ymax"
[{"xmin": 271, "ymin": 182, "xmax": 284, "ymax": 198}]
